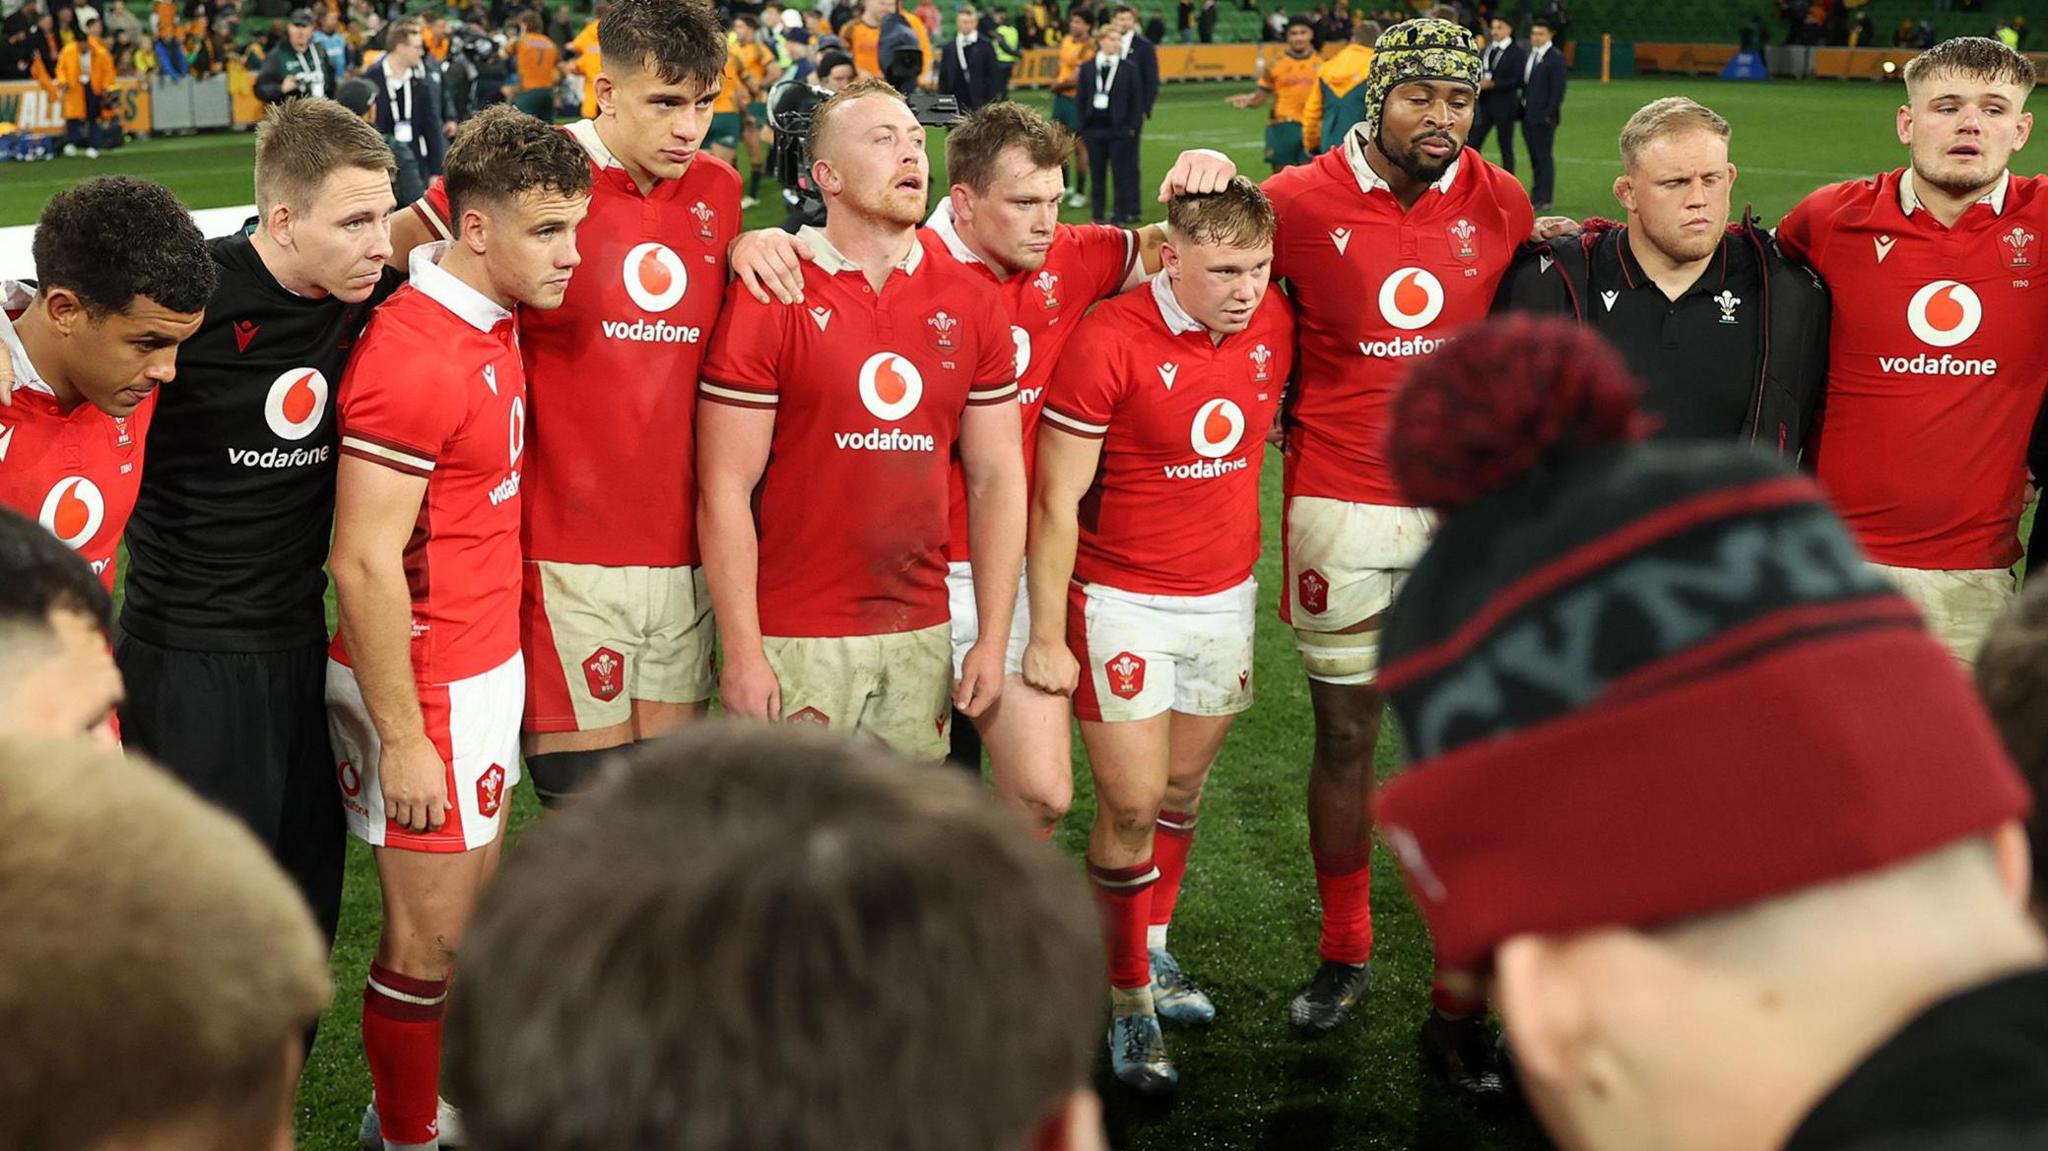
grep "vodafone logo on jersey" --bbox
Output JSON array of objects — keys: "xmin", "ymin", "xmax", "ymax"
[
  {"xmin": 1905, "ymin": 280, "xmax": 1982, "ymax": 348},
  {"xmin": 1379, "ymin": 267, "xmax": 1445, "ymax": 331},
  {"xmin": 1011, "ymin": 325, "xmax": 1032, "ymax": 380},
  {"xmin": 858, "ymin": 352, "xmax": 924, "ymax": 421},
  {"xmin": 39, "ymin": 477, "xmax": 105, "ymax": 549},
  {"xmin": 1190, "ymin": 399, "xmax": 1246, "ymax": 458},
  {"xmin": 264, "ymin": 368, "xmax": 329, "ymax": 441},
  {"xmin": 509, "ymin": 396, "xmax": 527, "ymax": 464},
  {"xmin": 622, "ymin": 242, "xmax": 688, "ymax": 313}
]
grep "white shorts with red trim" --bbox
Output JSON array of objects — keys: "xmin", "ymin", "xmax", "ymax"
[
  {"xmin": 1067, "ymin": 577, "xmax": 1257, "ymax": 723},
  {"xmin": 945, "ymin": 560, "xmax": 1029, "ymax": 680},
  {"xmin": 327, "ymin": 652, "xmax": 525, "ymax": 853}
]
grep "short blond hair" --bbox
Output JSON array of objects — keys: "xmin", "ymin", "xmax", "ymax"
[
  {"xmin": 254, "ymin": 97, "xmax": 396, "ymax": 214},
  {"xmin": 1618, "ymin": 96, "xmax": 1731, "ymax": 170},
  {"xmin": 1167, "ymin": 175, "xmax": 1277, "ymax": 249},
  {"xmin": 1904, "ymin": 35, "xmax": 2037, "ymax": 102},
  {"xmin": 808, "ymin": 76, "xmax": 907, "ymax": 165},
  {"xmin": 0, "ymin": 739, "xmax": 331, "ymax": 1151}
]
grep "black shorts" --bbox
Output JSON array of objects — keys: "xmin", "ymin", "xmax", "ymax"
[{"xmin": 116, "ymin": 631, "xmax": 345, "ymax": 943}]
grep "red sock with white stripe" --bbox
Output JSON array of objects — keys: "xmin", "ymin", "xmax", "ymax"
[
  {"xmin": 1313, "ymin": 841, "xmax": 1375, "ymax": 965},
  {"xmin": 1088, "ymin": 857, "xmax": 1158, "ymax": 991},
  {"xmin": 363, "ymin": 962, "xmax": 448, "ymax": 1148},
  {"xmin": 1146, "ymin": 810, "xmax": 1197, "ymax": 951}
]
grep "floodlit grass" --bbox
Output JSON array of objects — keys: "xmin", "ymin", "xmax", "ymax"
[{"xmin": 15, "ymin": 74, "xmax": 2023, "ymax": 1151}]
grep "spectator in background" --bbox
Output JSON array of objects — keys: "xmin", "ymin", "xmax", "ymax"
[
  {"xmin": 1176, "ymin": 0, "xmax": 1192, "ymax": 41},
  {"xmin": 55, "ymin": 12, "xmax": 114, "ymax": 157},
  {"xmin": 0, "ymin": 739, "xmax": 332, "ymax": 1151},
  {"xmin": 546, "ymin": 1, "xmax": 575, "ymax": 45},
  {"xmin": 0, "ymin": 506, "xmax": 121, "ymax": 742},
  {"xmin": 916, "ymin": 0, "xmax": 942, "ymax": 35},
  {"xmin": 1471, "ymin": 14, "xmax": 1523, "ymax": 174},
  {"xmin": 2, "ymin": 0, "xmax": 45, "ymax": 81},
  {"xmin": 986, "ymin": 6, "xmax": 1018, "ymax": 98},
  {"xmin": 254, "ymin": 7, "xmax": 334, "ymax": 102},
  {"xmin": 1077, "ymin": 21, "xmax": 1142, "ymax": 223},
  {"xmin": 1198, "ymin": 0, "xmax": 1217, "ymax": 43},
  {"xmin": 445, "ymin": 726, "xmax": 1109, "ymax": 1151},
  {"xmin": 1520, "ymin": 13, "xmax": 1565, "ymax": 209},
  {"xmin": 1376, "ymin": 317, "xmax": 2048, "ymax": 1151},
  {"xmin": 186, "ymin": 11, "xmax": 227, "ymax": 76},
  {"xmin": 1264, "ymin": 5, "xmax": 1283, "ymax": 39},
  {"xmin": 101, "ymin": 0, "xmax": 140, "ymax": 51},
  {"xmin": 111, "ymin": 25, "xmax": 142, "ymax": 75},
  {"xmin": 941, "ymin": 4, "xmax": 1001, "ymax": 110},
  {"xmin": 154, "ymin": 18, "xmax": 190, "ymax": 76},
  {"xmin": 312, "ymin": 6, "xmax": 347, "ymax": 73},
  {"xmin": 1143, "ymin": 6, "xmax": 1165, "ymax": 42},
  {"xmin": 372, "ymin": 17, "xmax": 450, "ymax": 202}
]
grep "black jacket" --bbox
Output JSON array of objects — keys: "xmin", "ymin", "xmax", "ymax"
[
  {"xmin": 253, "ymin": 43, "xmax": 338, "ymax": 103},
  {"xmin": 372, "ymin": 63, "xmax": 449, "ymax": 175},
  {"xmin": 1523, "ymin": 42, "xmax": 1566, "ymax": 124},
  {"xmin": 1494, "ymin": 213, "xmax": 1830, "ymax": 459},
  {"xmin": 1076, "ymin": 51, "xmax": 1145, "ymax": 135},
  {"xmin": 1122, "ymin": 32, "xmax": 1159, "ymax": 116},
  {"xmin": 1784, "ymin": 967, "xmax": 2048, "ymax": 1150},
  {"xmin": 937, "ymin": 34, "xmax": 999, "ymax": 110},
  {"xmin": 1477, "ymin": 37, "xmax": 1524, "ymax": 121}
]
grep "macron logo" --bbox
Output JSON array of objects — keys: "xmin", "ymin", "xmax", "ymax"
[
  {"xmin": 1601, "ymin": 290, "xmax": 1619, "ymax": 312},
  {"xmin": 1330, "ymin": 228, "xmax": 1351, "ymax": 255},
  {"xmin": 0, "ymin": 424, "xmax": 12, "ymax": 462},
  {"xmin": 1158, "ymin": 362, "xmax": 1180, "ymax": 390},
  {"xmin": 1874, "ymin": 235, "xmax": 1896, "ymax": 263},
  {"xmin": 482, "ymin": 364, "xmax": 498, "ymax": 395},
  {"xmin": 1539, "ymin": 255, "xmax": 1554, "ymax": 275},
  {"xmin": 809, "ymin": 306, "xmax": 833, "ymax": 332}
]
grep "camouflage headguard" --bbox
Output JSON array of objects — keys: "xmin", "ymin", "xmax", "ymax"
[{"xmin": 1362, "ymin": 18, "xmax": 1484, "ymax": 137}]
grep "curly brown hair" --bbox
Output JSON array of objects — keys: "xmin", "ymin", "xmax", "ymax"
[{"xmin": 443, "ymin": 105, "xmax": 594, "ymax": 224}]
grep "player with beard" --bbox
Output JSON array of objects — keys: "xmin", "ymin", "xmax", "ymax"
[
  {"xmin": 727, "ymin": 104, "xmax": 1234, "ymax": 836},
  {"xmin": 388, "ymin": 0, "xmax": 735, "ymax": 809},
  {"xmin": 1496, "ymin": 97, "xmax": 1830, "ymax": 454},
  {"xmin": 700, "ymin": 79, "xmax": 1025, "ymax": 761},
  {"xmin": 112, "ymin": 99, "xmax": 399, "ymax": 961},
  {"xmin": 327, "ymin": 107, "xmax": 591, "ymax": 1151},
  {"xmin": 1776, "ymin": 37, "xmax": 2048, "ymax": 666},
  {"xmin": 1258, "ymin": 17, "xmax": 1532, "ymax": 1097}
]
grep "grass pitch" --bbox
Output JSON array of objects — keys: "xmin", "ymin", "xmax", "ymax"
[{"xmin": 6, "ymin": 75, "xmax": 2030, "ymax": 1151}]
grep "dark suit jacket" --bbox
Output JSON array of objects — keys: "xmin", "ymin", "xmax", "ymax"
[
  {"xmin": 1523, "ymin": 44, "xmax": 1567, "ymax": 125},
  {"xmin": 1076, "ymin": 52, "xmax": 1145, "ymax": 135},
  {"xmin": 372, "ymin": 63, "xmax": 449, "ymax": 175},
  {"xmin": 1122, "ymin": 32, "xmax": 1159, "ymax": 117},
  {"xmin": 938, "ymin": 34, "xmax": 1000, "ymax": 110},
  {"xmin": 1477, "ymin": 37, "xmax": 1524, "ymax": 121}
]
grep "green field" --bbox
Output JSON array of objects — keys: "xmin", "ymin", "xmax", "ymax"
[{"xmin": 3, "ymin": 75, "xmax": 2027, "ymax": 1151}]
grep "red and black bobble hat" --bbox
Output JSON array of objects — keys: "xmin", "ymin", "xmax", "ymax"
[{"xmin": 1373, "ymin": 315, "xmax": 2031, "ymax": 974}]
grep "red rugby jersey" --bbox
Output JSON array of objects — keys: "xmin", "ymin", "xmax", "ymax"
[
  {"xmin": 330, "ymin": 248, "xmax": 528, "ymax": 684},
  {"xmin": 0, "ymin": 296, "xmax": 151, "ymax": 593},
  {"xmin": 1263, "ymin": 142, "xmax": 1532, "ymax": 506},
  {"xmin": 1777, "ymin": 169, "xmax": 2048, "ymax": 570},
  {"xmin": 920, "ymin": 203, "xmax": 1139, "ymax": 560},
  {"xmin": 1042, "ymin": 273, "xmax": 1294, "ymax": 596},
  {"xmin": 700, "ymin": 228, "xmax": 1017, "ymax": 638},
  {"xmin": 413, "ymin": 121, "xmax": 741, "ymax": 568}
]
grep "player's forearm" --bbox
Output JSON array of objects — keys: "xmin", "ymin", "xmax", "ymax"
[
  {"xmin": 965, "ymin": 460, "xmax": 1026, "ymax": 643},
  {"xmin": 699, "ymin": 485, "xmax": 769, "ymax": 663},
  {"xmin": 331, "ymin": 553, "xmax": 431, "ymax": 751},
  {"xmin": 1026, "ymin": 488, "xmax": 1080, "ymax": 646}
]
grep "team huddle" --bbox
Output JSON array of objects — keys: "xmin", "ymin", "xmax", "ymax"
[{"xmin": 1, "ymin": 0, "xmax": 2045, "ymax": 1139}]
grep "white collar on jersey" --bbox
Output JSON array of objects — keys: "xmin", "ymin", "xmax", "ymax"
[
  {"xmin": 0, "ymin": 281, "xmax": 57, "ymax": 398},
  {"xmin": 925, "ymin": 198, "xmax": 984, "ymax": 266},
  {"xmin": 408, "ymin": 243, "xmax": 514, "ymax": 333},
  {"xmin": 1150, "ymin": 269, "xmax": 1207, "ymax": 335},
  {"xmin": 1900, "ymin": 167, "xmax": 2010, "ymax": 217},
  {"xmin": 1344, "ymin": 127, "xmax": 1461, "ymax": 199},
  {"xmin": 564, "ymin": 117, "xmax": 620, "ymax": 170},
  {"xmin": 797, "ymin": 224, "xmax": 927, "ymax": 276}
]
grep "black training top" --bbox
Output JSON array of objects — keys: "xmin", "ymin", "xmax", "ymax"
[{"xmin": 120, "ymin": 229, "xmax": 401, "ymax": 653}]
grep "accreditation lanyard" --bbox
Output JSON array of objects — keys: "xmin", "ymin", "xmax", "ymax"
[{"xmin": 1092, "ymin": 53, "xmax": 1119, "ymax": 108}]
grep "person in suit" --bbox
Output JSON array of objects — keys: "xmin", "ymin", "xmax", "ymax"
[
  {"xmin": 1521, "ymin": 14, "xmax": 1566, "ymax": 208},
  {"xmin": 372, "ymin": 18, "xmax": 452, "ymax": 206},
  {"xmin": 1076, "ymin": 22, "xmax": 1143, "ymax": 224},
  {"xmin": 1108, "ymin": 2, "xmax": 1157, "ymax": 224},
  {"xmin": 939, "ymin": 4, "xmax": 1000, "ymax": 109},
  {"xmin": 1470, "ymin": 14, "xmax": 1522, "ymax": 173}
]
